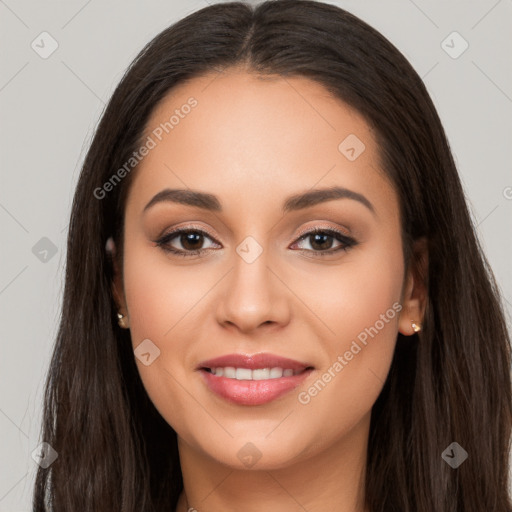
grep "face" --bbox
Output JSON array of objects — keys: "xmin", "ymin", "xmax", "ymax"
[{"xmin": 112, "ymin": 68, "xmax": 420, "ymax": 470}]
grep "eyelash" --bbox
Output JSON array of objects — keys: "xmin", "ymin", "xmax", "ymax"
[{"xmin": 154, "ymin": 226, "xmax": 357, "ymax": 258}]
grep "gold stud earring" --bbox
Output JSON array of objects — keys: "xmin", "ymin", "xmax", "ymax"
[
  {"xmin": 117, "ymin": 312, "xmax": 129, "ymax": 329},
  {"xmin": 411, "ymin": 321, "xmax": 421, "ymax": 333}
]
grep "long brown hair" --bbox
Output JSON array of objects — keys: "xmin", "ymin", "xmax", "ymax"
[{"xmin": 33, "ymin": 1, "xmax": 512, "ymax": 510}]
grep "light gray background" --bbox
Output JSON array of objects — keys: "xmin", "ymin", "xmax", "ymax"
[{"xmin": 1, "ymin": 0, "xmax": 511, "ymax": 510}]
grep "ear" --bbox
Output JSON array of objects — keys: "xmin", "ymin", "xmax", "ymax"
[
  {"xmin": 106, "ymin": 237, "xmax": 127, "ymax": 315},
  {"xmin": 398, "ymin": 236, "xmax": 429, "ymax": 336}
]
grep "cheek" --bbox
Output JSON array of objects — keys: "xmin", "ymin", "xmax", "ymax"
[
  {"xmin": 293, "ymin": 236, "xmax": 404, "ymax": 442},
  {"xmin": 286, "ymin": 230, "xmax": 404, "ymax": 348},
  {"xmin": 123, "ymin": 242, "xmax": 205, "ymax": 340},
  {"xmin": 121, "ymin": 243, "xmax": 200, "ymax": 421}
]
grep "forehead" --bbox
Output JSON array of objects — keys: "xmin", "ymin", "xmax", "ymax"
[{"xmin": 126, "ymin": 68, "xmax": 396, "ymax": 219}]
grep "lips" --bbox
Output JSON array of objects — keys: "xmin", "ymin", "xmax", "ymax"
[
  {"xmin": 197, "ymin": 353, "xmax": 314, "ymax": 406},
  {"xmin": 197, "ymin": 353, "xmax": 312, "ymax": 372}
]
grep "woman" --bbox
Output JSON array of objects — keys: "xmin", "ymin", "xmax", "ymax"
[{"xmin": 33, "ymin": 1, "xmax": 512, "ymax": 511}]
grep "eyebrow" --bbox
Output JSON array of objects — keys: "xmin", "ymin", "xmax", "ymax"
[{"xmin": 143, "ymin": 186, "xmax": 375, "ymax": 215}]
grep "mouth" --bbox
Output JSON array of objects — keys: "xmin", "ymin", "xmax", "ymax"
[
  {"xmin": 197, "ymin": 353, "xmax": 315, "ymax": 405},
  {"xmin": 201, "ymin": 366, "xmax": 310, "ymax": 379}
]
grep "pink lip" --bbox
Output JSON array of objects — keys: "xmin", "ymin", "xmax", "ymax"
[
  {"xmin": 197, "ymin": 353, "xmax": 314, "ymax": 406},
  {"xmin": 197, "ymin": 353, "xmax": 312, "ymax": 372}
]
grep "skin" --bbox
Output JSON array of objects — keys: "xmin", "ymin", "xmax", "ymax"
[{"xmin": 111, "ymin": 67, "xmax": 427, "ymax": 512}]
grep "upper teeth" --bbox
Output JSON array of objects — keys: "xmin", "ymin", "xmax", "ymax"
[{"xmin": 209, "ymin": 367, "xmax": 298, "ymax": 380}]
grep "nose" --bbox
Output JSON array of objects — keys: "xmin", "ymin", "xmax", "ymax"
[{"xmin": 215, "ymin": 246, "xmax": 291, "ymax": 334}]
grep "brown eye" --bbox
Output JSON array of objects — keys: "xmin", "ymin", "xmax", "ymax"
[
  {"xmin": 292, "ymin": 228, "xmax": 357, "ymax": 256},
  {"xmin": 155, "ymin": 228, "xmax": 220, "ymax": 257},
  {"xmin": 308, "ymin": 232, "xmax": 335, "ymax": 251},
  {"xmin": 179, "ymin": 231, "xmax": 205, "ymax": 251}
]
